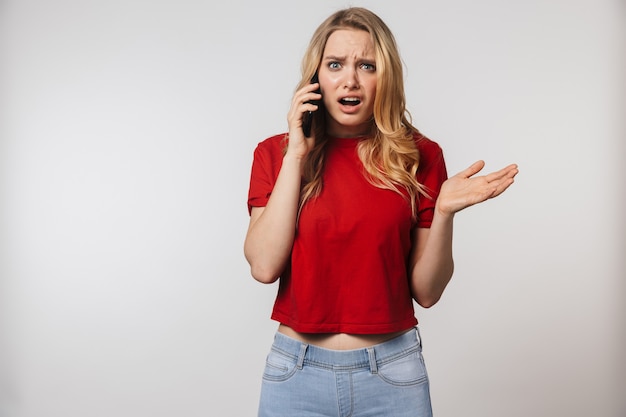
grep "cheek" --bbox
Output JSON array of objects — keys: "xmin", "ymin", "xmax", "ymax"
[
  {"xmin": 360, "ymin": 77, "xmax": 376, "ymax": 103},
  {"xmin": 366, "ymin": 85, "xmax": 377, "ymax": 109},
  {"xmin": 368, "ymin": 81, "xmax": 377, "ymax": 100},
  {"xmin": 321, "ymin": 93, "xmax": 334, "ymax": 109}
]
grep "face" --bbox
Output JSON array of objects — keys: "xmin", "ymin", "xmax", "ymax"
[{"xmin": 318, "ymin": 29, "xmax": 377, "ymax": 138}]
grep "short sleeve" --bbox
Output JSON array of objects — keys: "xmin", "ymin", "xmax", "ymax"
[
  {"xmin": 414, "ymin": 135, "xmax": 448, "ymax": 228},
  {"xmin": 247, "ymin": 135, "xmax": 285, "ymax": 215}
]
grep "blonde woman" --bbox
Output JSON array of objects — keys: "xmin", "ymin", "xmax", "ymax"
[{"xmin": 245, "ymin": 7, "xmax": 518, "ymax": 417}]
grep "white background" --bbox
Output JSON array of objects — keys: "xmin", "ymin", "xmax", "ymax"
[{"xmin": 1, "ymin": 1, "xmax": 624, "ymax": 416}]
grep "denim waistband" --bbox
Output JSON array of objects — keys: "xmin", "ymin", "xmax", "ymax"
[{"xmin": 270, "ymin": 327, "xmax": 422, "ymax": 373}]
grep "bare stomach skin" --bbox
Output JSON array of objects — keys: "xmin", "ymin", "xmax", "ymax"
[{"xmin": 278, "ymin": 324, "xmax": 412, "ymax": 350}]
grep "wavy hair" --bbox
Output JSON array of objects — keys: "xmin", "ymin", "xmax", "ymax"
[{"xmin": 293, "ymin": 7, "xmax": 429, "ymax": 219}]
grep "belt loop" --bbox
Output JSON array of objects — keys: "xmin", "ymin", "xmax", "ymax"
[
  {"xmin": 296, "ymin": 343, "xmax": 308, "ymax": 370},
  {"xmin": 367, "ymin": 347, "xmax": 378, "ymax": 374},
  {"xmin": 415, "ymin": 326, "xmax": 423, "ymax": 349}
]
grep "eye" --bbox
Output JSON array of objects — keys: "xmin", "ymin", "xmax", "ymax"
[
  {"xmin": 328, "ymin": 61, "xmax": 341, "ymax": 70},
  {"xmin": 361, "ymin": 62, "xmax": 376, "ymax": 71}
]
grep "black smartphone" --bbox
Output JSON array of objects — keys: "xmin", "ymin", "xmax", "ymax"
[{"xmin": 302, "ymin": 73, "xmax": 321, "ymax": 137}]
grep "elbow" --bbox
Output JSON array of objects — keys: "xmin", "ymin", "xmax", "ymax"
[
  {"xmin": 244, "ymin": 245, "xmax": 282, "ymax": 284},
  {"xmin": 412, "ymin": 264, "xmax": 454, "ymax": 309},
  {"xmin": 415, "ymin": 294, "xmax": 441, "ymax": 309},
  {"xmin": 249, "ymin": 264, "xmax": 281, "ymax": 284}
]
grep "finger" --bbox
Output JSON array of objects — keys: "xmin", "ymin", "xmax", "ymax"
[
  {"xmin": 292, "ymin": 92, "xmax": 321, "ymax": 117},
  {"xmin": 288, "ymin": 96, "xmax": 319, "ymax": 126},
  {"xmin": 486, "ymin": 176, "xmax": 516, "ymax": 199},
  {"xmin": 295, "ymin": 83, "xmax": 321, "ymax": 103},
  {"xmin": 484, "ymin": 163, "xmax": 519, "ymax": 183},
  {"xmin": 468, "ymin": 172, "xmax": 516, "ymax": 203},
  {"xmin": 455, "ymin": 160, "xmax": 485, "ymax": 179},
  {"xmin": 307, "ymin": 82, "xmax": 320, "ymax": 93},
  {"xmin": 291, "ymin": 84, "xmax": 319, "ymax": 106}
]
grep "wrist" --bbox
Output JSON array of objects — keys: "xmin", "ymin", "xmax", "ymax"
[
  {"xmin": 282, "ymin": 153, "xmax": 308, "ymax": 178},
  {"xmin": 434, "ymin": 203, "xmax": 455, "ymax": 221},
  {"xmin": 283, "ymin": 152, "xmax": 307, "ymax": 165}
]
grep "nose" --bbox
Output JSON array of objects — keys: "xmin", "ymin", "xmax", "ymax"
[{"xmin": 344, "ymin": 68, "xmax": 359, "ymax": 89}]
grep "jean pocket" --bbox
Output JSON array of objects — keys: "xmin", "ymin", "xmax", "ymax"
[
  {"xmin": 377, "ymin": 349, "xmax": 428, "ymax": 387},
  {"xmin": 262, "ymin": 348, "xmax": 299, "ymax": 382}
]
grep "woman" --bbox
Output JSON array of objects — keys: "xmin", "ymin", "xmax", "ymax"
[{"xmin": 245, "ymin": 7, "xmax": 518, "ymax": 417}]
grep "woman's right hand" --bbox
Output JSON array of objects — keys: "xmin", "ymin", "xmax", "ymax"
[
  {"xmin": 244, "ymin": 82, "xmax": 322, "ymax": 283},
  {"xmin": 286, "ymin": 82, "xmax": 322, "ymax": 160}
]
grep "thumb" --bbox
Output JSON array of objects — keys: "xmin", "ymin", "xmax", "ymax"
[{"xmin": 457, "ymin": 160, "xmax": 485, "ymax": 179}]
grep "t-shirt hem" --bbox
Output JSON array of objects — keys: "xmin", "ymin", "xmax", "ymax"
[{"xmin": 271, "ymin": 312, "xmax": 418, "ymax": 335}]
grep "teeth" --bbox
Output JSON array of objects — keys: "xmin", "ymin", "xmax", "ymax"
[{"xmin": 340, "ymin": 97, "xmax": 361, "ymax": 106}]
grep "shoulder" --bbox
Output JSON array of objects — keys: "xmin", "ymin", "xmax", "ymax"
[
  {"xmin": 252, "ymin": 133, "xmax": 287, "ymax": 165},
  {"xmin": 256, "ymin": 133, "xmax": 287, "ymax": 152},
  {"xmin": 412, "ymin": 131, "xmax": 444, "ymax": 160}
]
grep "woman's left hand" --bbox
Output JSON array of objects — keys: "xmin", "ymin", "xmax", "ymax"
[{"xmin": 436, "ymin": 160, "xmax": 519, "ymax": 216}]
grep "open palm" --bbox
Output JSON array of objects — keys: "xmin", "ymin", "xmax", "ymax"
[{"xmin": 436, "ymin": 160, "xmax": 519, "ymax": 215}]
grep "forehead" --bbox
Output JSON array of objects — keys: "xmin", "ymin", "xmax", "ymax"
[{"xmin": 324, "ymin": 29, "xmax": 375, "ymax": 58}]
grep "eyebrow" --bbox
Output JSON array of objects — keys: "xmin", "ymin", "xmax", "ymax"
[
  {"xmin": 322, "ymin": 55, "xmax": 375, "ymax": 63},
  {"xmin": 323, "ymin": 55, "xmax": 347, "ymax": 62}
]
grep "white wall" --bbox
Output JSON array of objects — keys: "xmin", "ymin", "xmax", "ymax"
[{"xmin": 0, "ymin": 1, "xmax": 623, "ymax": 416}]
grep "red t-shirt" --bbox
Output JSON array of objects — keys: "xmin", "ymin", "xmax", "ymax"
[{"xmin": 247, "ymin": 132, "xmax": 448, "ymax": 334}]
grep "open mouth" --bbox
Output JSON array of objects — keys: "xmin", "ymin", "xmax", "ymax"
[{"xmin": 339, "ymin": 97, "xmax": 361, "ymax": 106}]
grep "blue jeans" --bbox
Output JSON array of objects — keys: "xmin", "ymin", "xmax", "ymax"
[{"xmin": 258, "ymin": 328, "xmax": 433, "ymax": 417}]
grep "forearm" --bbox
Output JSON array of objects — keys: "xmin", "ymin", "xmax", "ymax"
[
  {"xmin": 410, "ymin": 160, "xmax": 518, "ymax": 306},
  {"xmin": 410, "ymin": 210, "xmax": 455, "ymax": 308},
  {"xmin": 244, "ymin": 155, "xmax": 304, "ymax": 283}
]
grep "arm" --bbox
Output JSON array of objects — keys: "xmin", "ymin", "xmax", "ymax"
[
  {"xmin": 244, "ymin": 155, "xmax": 304, "ymax": 283},
  {"xmin": 243, "ymin": 82, "xmax": 321, "ymax": 284},
  {"xmin": 409, "ymin": 160, "xmax": 518, "ymax": 307}
]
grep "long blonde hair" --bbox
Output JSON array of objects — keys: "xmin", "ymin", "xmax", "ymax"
[{"xmin": 294, "ymin": 7, "xmax": 428, "ymax": 219}]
